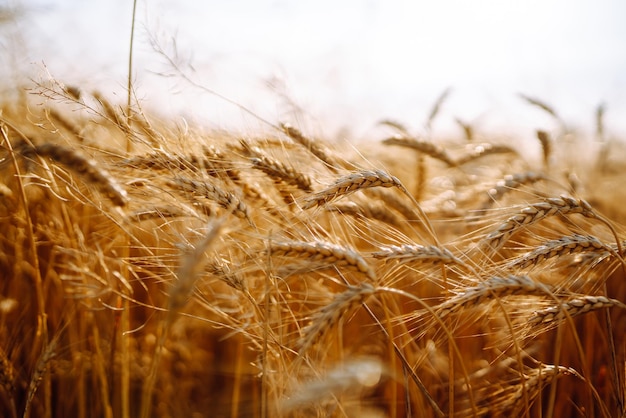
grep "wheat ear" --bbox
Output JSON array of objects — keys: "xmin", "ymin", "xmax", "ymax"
[
  {"xmin": 529, "ymin": 295, "xmax": 626, "ymax": 327},
  {"xmin": 483, "ymin": 195, "xmax": 597, "ymax": 251},
  {"xmin": 456, "ymin": 143, "xmax": 518, "ymax": 166},
  {"xmin": 21, "ymin": 142, "xmax": 128, "ymax": 206},
  {"xmin": 370, "ymin": 244, "xmax": 462, "ymax": 266},
  {"xmin": 511, "ymin": 234, "xmax": 616, "ymax": 269},
  {"xmin": 301, "ymin": 169, "xmax": 403, "ymax": 210},
  {"xmin": 481, "ymin": 171, "xmax": 546, "ymax": 209},
  {"xmin": 269, "ymin": 239, "xmax": 376, "ymax": 281},
  {"xmin": 382, "ymin": 135, "xmax": 457, "ymax": 167},
  {"xmin": 437, "ymin": 275, "xmax": 551, "ymax": 318},
  {"xmin": 280, "ymin": 123, "xmax": 340, "ymax": 171},
  {"xmin": 298, "ymin": 283, "xmax": 376, "ymax": 355},
  {"xmin": 168, "ymin": 176, "xmax": 249, "ymax": 220}
]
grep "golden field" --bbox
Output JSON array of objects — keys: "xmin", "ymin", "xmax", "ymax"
[{"xmin": 1, "ymin": 79, "xmax": 626, "ymax": 418}]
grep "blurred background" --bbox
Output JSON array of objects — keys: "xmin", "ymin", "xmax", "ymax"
[{"xmin": 1, "ymin": 0, "xmax": 625, "ymax": 141}]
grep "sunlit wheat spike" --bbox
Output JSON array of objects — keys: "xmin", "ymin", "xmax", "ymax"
[
  {"xmin": 168, "ymin": 176, "xmax": 249, "ymax": 220},
  {"xmin": 483, "ymin": 195, "xmax": 597, "ymax": 251},
  {"xmin": 505, "ymin": 365, "xmax": 577, "ymax": 415},
  {"xmin": 382, "ymin": 135, "xmax": 457, "ymax": 167},
  {"xmin": 280, "ymin": 122, "xmax": 341, "ymax": 171},
  {"xmin": 511, "ymin": 234, "xmax": 613, "ymax": 269},
  {"xmin": 301, "ymin": 169, "xmax": 403, "ymax": 210},
  {"xmin": 370, "ymin": 244, "xmax": 462, "ymax": 266},
  {"xmin": 481, "ymin": 171, "xmax": 546, "ymax": 209},
  {"xmin": 437, "ymin": 275, "xmax": 551, "ymax": 318},
  {"xmin": 528, "ymin": 295, "xmax": 626, "ymax": 327},
  {"xmin": 456, "ymin": 142, "xmax": 518, "ymax": 166},
  {"xmin": 536, "ymin": 130, "xmax": 552, "ymax": 169},
  {"xmin": 269, "ymin": 239, "xmax": 376, "ymax": 281},
  {"xmin": 22, "ymin": 142, "xmax": 128, "ymax": 206},
  {"xmin": 298, "ymin": 283, "xmax": 376, "ymax": 355},
  {"xmin": 206, "ymin": 259, "xmax": 247, "ymax": 292},
  {"xmin": 249, "ymin": 153, "xmax": 313, "ymax": 192}
]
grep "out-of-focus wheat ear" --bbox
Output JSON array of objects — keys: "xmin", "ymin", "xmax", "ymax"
[
  {"xmin": 169, "ymin": 218, "xmax": 225, "ymax": 313},
  {"xmin": 269, "ymin": 239, "xmax": 376, "ymax": 281},
  {"xmin": 92, "ymin": 91, "xmax": 132, "ymax": 135},
  {"xmin": 279, "ymin": 357, "xmax": 383, "ymax": 413},
  {"xmin": 378, "ymin": 118, "xmax": 410, "ymax": 135},
  {"xmin": 506, "ymin": 365, "xmax": 578, "ymax": 416},
  {"xmin": 0, "ymin": 346, "xmax": 17, "ymax": 418},
  {"xmin": 455, "ymin": 142, "xmax": 519, "ymax": 166},
  {"xmin": 47, "ymin": 108, "xmax": 85, "ymax": 142},
  {"xmin": 24, "ymin": 338, "xmax": 58, "ymax": 418},
  {"xmin": 480, "ymin": 171, "xmax": 546, "ymax": 210},
  {"xmin": 280, "ymin": 123, "xmax": 341, "ymax": 172},
  {"xmin": 301, "ymin": 169, "xmax": 403, "ymax": 210},
  {"xmin": 203, "ymin": 145, "xmax": 241, "ymax": 182},
  {"xmin": 425, "ymin": 87, "xmax": 451, "ymax": 132},
  {"xmin": 510, "ymin": 234, "xmax": 616, "ymax": 270},
  {"xmin": 482, "ymin": 195, "xmax": 597, "ymax": 252},
  {"xmin": 437, "ymin": 275, "xmax": 551, "ymax": 318},
  {"xmin": 128, "ymin": 206, "xmax": 189, "ymax": 222},
  {"xmin": 382, "ymin": 135, "xmax": 457, "ymax": 167},
  {"xmin": 326, "ymin": 200, "xmax": 404, "ymax": 228},
  {"xmin": 519, "ymin": 93, "xmax": 566, "ymax": 130},
  {"xmin": 536, "ymin": 130, "xmax": 552, "ymax": 170},
  {"xmin": 297, "ymin": 283, "xmax": 376, "ymax": 355},
  {"xmin": 455, "ymin": 117, "xmax": 474, "ymax": 141},
  {"xmin": 367, "ymin": 188, "xmax": 421, "ymax": 221},
  {"xmin": 528, "ymin": 295, "xmax": 626, "ymax": 328},
  {"xmin": 21, "ymin": 142, "xmax": 128, "ymax": 207}
]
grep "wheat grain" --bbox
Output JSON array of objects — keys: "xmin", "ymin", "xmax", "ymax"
[
  {"xmin": 269, "ymin": 239, "xmax": 376, "ymax": 281},
  {"xmin": 483, "ymin": 195, "xmax": 597, "ymax": 251},
  {"xmin": 301, "ymin": 169, "xmax": 403, "ymax": 210}
]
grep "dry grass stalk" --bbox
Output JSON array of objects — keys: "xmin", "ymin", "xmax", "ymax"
[
  {"xmin": 511, "ymin": 234, "xmax": 615, "ymax": 269},
  {"xmin": 382, "ymin": 135, "xmax": 456, "ymax": 167},
  {"xmin": 371, "ymin": 244, "xmax": 462, "ymax": 266},
  {"xmin": 19, "ymin": 142, "xmax": 128, "ymax": 206},
  {"xmin": 298, "ymin": 283, "xmax": 376, "ymax": 355},
  {"xmin": 437, "ymin": 275, "xmax": 551, "ymax": 318},
  {"xmin": 483, "ymin": 195, "xmax": 597, "ymax": 251},
  {"xmin": 269, "ymin": 239, "xmax": 376, "ymax": 281},
  {"xmin": 280, "ymin": 123, "xmax": 340, "ymax": 171},
  {"xmin": 529, "ymin": 295, "xmax": 626, "ymax": 327},
  {"xmin": 301, "ymin": 169, "xmax": 403, "ymax": 210}
]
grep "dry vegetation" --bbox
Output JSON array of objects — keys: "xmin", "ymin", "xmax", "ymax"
[{"xmin": 1, "ymin": 78, "xmax": 626, "ymax": 418}]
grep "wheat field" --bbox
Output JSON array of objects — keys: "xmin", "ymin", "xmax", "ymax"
[{"xmin": 1, "ymin": 78, "xmax": 626, "ymax": 418}]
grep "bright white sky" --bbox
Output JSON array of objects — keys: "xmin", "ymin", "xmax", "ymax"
[{"xmin": 3, "ymin": 0, "xmax": 626, "ymax": 140}]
